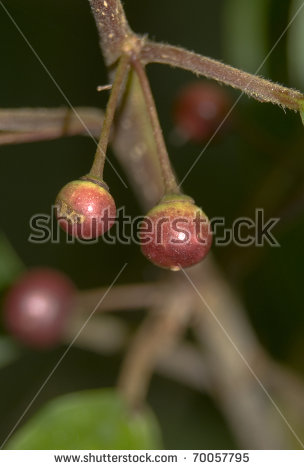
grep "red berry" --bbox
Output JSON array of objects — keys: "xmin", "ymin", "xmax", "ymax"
[
  {"xmin": 140, "ymin": 195, "xmax": 212, "ymax": 270},
  {"xmin": 55, "ymin": 178, "xmax": 116, "ymax": 239},
  {"xmin": 173, "ymin": 81, "xmax": 231, "ymax": 142},
  {"xmin": 3, "ymin": 268, "xmax": 75, "ymax": 348}
]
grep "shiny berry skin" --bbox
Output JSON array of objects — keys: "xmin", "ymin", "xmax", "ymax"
[
  {"xmin": 173, "ymin": 81, "xmax": 231, "ymax": 142},
  {"xmin": 3, "ymin": 268, "xmax": 75, "ymax": 348},
  {"xmin": 55, "ymin": 178, "xmax": 116, "ymax": 239},
  {"xmin": 140, "ymin": 195, "xmax": 212, "ymax": 270}
]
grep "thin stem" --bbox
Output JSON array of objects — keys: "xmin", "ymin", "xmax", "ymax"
[
  {"xmin": 88, "ymin": 54, "xmax": 130, "ymax": 180},
  {"xmin": 131, "ymin": 59, "xmax": 181, "ymax": 195},
  {"xmin": 141, "ymin": 41, "xmax": 304, "ymax": 112}
]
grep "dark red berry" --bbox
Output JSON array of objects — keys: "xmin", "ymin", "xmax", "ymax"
[
  {"xmin": 140, "ymin": 194, "xmax": 212, "ymax": 270},
  {"xmin": 173, "ymin": 81, "xmax": 231, "ymax": 142},
  {"xmin": 55, "ymin": 178, "xmax": 116, "ymax": 239},
  {"xmin": 3, "ymin": 268, "xmax": 75, "ymax": 348}
]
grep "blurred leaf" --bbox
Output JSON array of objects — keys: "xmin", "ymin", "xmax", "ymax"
[
  {"xmin": 300, "ymin": 106, "xmax": 304, "ymax": 126},
  {"xmin": 288, "ymin": 0, "xmax": 304, "ymax": 88},
  {"xmin": 7, "ymin": 388, "xmax": 162, "ymax": 450},
  {"xmin": 0, "ymin": 336, "xmax": 19, "ymax": 368},
  {"xmin": 0, "ymin": 232, "xmax": 24, "ymax": 291},
  {"xmin": 222, "ymin": 0, "xmax": 270, "ymax": 75}
]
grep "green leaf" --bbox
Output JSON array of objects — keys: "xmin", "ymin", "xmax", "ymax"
[
  {"xmin": 288, "ymin": 0, "xmax": 304, "ymax": 88},
  {"xmin": 222, "ymin": 0, "xmax": 271, "ymax": 75},
  {"xmin": 300, "ymin": 105, "xmax": 304, "ymax": 126},
  {"xmin": 7, "ymin": 388, "xmax": 162, "ymax": 450},
  {"xmin": 287, "ymin": 0, "xmax": 304, "ymax": 89},
  {"xmin": 0, "ymin": 232, "xmax": 24, "ymax": 291}
]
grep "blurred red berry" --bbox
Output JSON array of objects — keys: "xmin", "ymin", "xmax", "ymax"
[
  {"xmin": 55, "ymin": 179, "xmax": 116, "ymax": 239},
  {"xmin": 173, "ymin": 81, "xmax": 231, "ymax": 142},
  {"xmin": 140, "ymin": 194, "xmax": 212, "ymax": 270},
  {"xmin": 3, "ymin": 268, "xmax": 75, "ymax": 348}
]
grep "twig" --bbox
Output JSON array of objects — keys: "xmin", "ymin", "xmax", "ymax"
[
  {"xmin": 0, "ymin": 107, "xmax": 104, "ymax": 144},
  {"xmin": 88, "ymin": 0, "xmax": 132, "ymax": 66},
  {"xmin": 117, "ymin": 286, "xmax": 192, "ymax": 407},
  {"xmin": 67, "ymin": 276, "xmax": 304, "ymax": 449},
  {"xmin": 64, "ymin": 311, "xmax": 211, "ymax": 392},
  {"xmin": 141, "ymin": 41, "xmax": 304, "ymax": 111},
  {"xmin": 260, "ymin": 358, "xmax": 304, "ymax": 423},
  {"xmin": 64, "ymin": 313, "xmax": 129, "ymax": 355},
  {"xmin": 65, "ymin": 304, "xmax": 304, "ymax": 430},
  {"xmin": 189, "ymin": 258, "xmax": 295, "ymax": 449},
  {"xmin": 76, "ymin": 281, "xmax": 166, "ymax": 313}
]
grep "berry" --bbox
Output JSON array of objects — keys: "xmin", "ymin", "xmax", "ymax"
[
  {"xmin": 55, "ymin": 178, "xmax": 116, "ymax": 239},
  {"xmin": 173, "ymin": 81, "xmax": 231, "ymax": 142},
  {"xmin": 3, "ymin": 268, "xmax": 75, "ymax": 348},
  {"xmin": 140, "ymin": 194, "xmax": 212, "ymax": 270}
]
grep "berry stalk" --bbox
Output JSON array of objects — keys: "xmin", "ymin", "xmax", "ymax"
[
  {"xmin": 88, "ymin": 54, "xmax": 130, "ymax": 181},
  {"xmin": 132, "ymin": 59, "xmax": 181, "ymax": 195}
]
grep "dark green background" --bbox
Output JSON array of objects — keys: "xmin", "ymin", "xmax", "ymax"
[{"xmin": 0, "ymin": 0, "xmax": 304, "ymax": 448}]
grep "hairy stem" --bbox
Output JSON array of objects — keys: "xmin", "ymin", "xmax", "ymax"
[
  {"xmin": 89, "ymin": 54, "xmax": 130, "ymax": 180},
  {"xmin": 132, "ymin": 59, "xmax": 180, "ymax": 195},
  {"xmin": 88, "ymin": 0, "xmax": 132, "ymax": 66},
  {"xmin": 141, "ymin": 41, "xmax": 304, "ymax": 111}
]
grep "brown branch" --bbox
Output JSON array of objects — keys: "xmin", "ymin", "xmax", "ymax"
[
  {"xmin": 64, "ymin": 310, "xmax": 211, "ymax": 392},
  {"xmin": 64, "ymin": 313, "xmax": 129, "ymax": 355},
  {"xmin": 88, "ymin": 0, "xmax": 133, "ymax": 66},
  {"xmin": 76, "ymin": 282, "xmax": 166, "ymax": 313},
  {"xmin": 66, "ymin": 276, "xmax": 304, "ymax": 448},
  {"xmin": 64, "ymin": 304, "xmax": 304, "ymax": 433},
  {"xmin": 117, "ymin": 287, "xmax": 193, "ymax": 407},
  {"xmin": 188, "ymin": 258, "xmax": 298, "ymax": 449},
  {"xmin": 141, "ymin": 41, "xmax": 304, "ymax": 111},
  {"xmin": 0, "ymin": 107, "xmax": 104, "ymax": 145}
]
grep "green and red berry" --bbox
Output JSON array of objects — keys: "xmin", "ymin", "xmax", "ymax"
[
  {"xmin": 140, "ymin": 194, "xmax": 212, "ymax": 270},
  {"xmin": 55, "ymin": 178, "xmax": 116, "ymax": 239}
]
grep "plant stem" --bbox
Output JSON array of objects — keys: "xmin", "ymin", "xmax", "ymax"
[
  {"xmin": 88, "ymin": 54, "xmax": 130, "ymax": 181},
  {"xmin": 141, "ymin": 41, "xmax": 304, "ymax": 111},
  {"xmin": 88, "ymin": 0, "xmax": 132, "ymax": 66},
  {"xmin": 132, "ymin": 59, "xmax": 181, "ymax": 195},
  {"xmin": 117, "ymin": 288, "xmax": 191, "ymax": 407},
  {"xmin": 0, "ymin": 107, "xmax": 104, "ymax": 145}
]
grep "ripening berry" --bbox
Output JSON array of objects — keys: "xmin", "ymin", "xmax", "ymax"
[
  {"xmin": 55, "ymin": 178, "xmax": 116, "ymax": 239},
  {"xmin": 140, "ymin": 195, "xmax": 212, "ymax": 270},
  {"xmin": 3, "ymin": 268, "xmax": 75, "ymax": 348},
  {"xmin": 173, "ymin": 81, "xmax": 231, "ymax": 142}
]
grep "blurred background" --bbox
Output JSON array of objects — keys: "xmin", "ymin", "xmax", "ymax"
[{"xmin": 1, "ymin": 0, "xmax": 304, "ymax": 449}]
